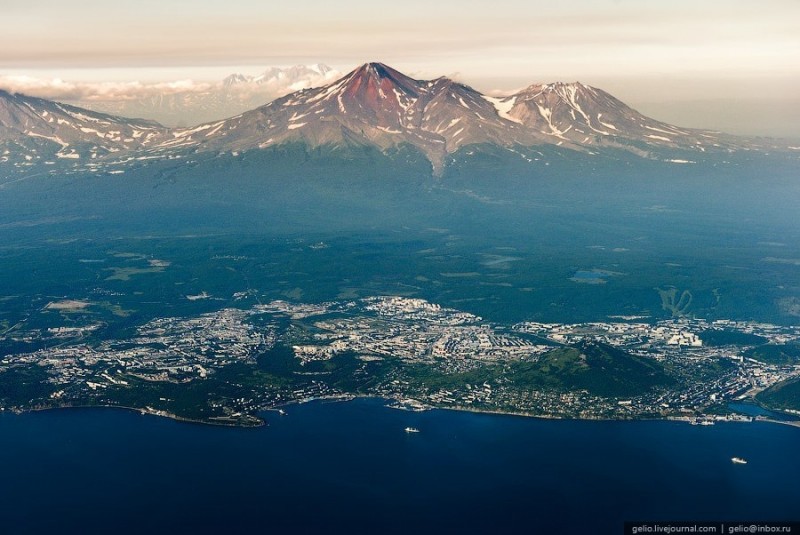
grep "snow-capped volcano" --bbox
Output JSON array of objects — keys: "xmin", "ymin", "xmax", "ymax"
[
  {"xmin": 499, "ymin": 82, "xmax": 717, "ymax": 151},
  {"xmin": 162, "ymin": 62, "xmax": 762, "ymax": 172},
  {"xmin": 161, "ymin": 63, "xmax": 542, "ymax": 169},
  {"xmin": 222, "ymin": 64, "xmax": 336, "ymax": 89}
]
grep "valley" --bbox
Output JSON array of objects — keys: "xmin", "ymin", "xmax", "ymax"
[{"xmin": 1, "ymin": 63, "xmax": 799, "ymax": 427}]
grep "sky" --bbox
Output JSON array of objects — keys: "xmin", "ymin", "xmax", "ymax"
[{"xmin": 2, "ymin": 0, "xmax": 798, "ymax": 136}]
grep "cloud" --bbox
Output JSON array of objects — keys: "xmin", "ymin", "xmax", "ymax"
[
  {"xmin": 0, "ymin": 65, "xmax": 342, "ymax": 126},
  {"xmin": 0, "ymin": 75, "xmax": 214, "ymax": 102},
  {"xmin": 0, "ymin": 65, "xmax": 340, "ymax": 103}
]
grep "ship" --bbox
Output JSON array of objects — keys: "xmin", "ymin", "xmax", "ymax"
[
  {"xmin": 731, "ymin": 457, "xmax": 747, "ymax": 464},
  {"xmin": 404, "ymin": 427, "xmax": 420, "ymax": 433}
]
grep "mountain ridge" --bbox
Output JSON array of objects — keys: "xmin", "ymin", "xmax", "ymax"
[
  {"xmin": 1, "ymin": 62, "xmax": 794, "ymax": 176},
  {"xmin": 151, "ymin": 62, "xmax": 792, "ymax": 173},
  {"xmin": 0, "ymin": 88, "xmax": 167, "ymax": 169}
]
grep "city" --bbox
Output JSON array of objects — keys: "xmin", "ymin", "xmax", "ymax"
[{"xmin": 1, "ymin": 296, "xmax": 799, "ymax": 425}]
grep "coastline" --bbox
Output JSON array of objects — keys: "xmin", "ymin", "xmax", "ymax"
[
  {"xmin": 13, "ymin": 403, "xmax": 266, "ymax": 428},
  {"xmin": 759, "ymin": 417, "xmax": 800, "ymax": 429},
  {"xmin": 432, "ymin": 403, "xmax": 775, "ymax": 427},
  {"xmin": 6, "ymin": 395, "xmax": 799, "ymax": 431}
]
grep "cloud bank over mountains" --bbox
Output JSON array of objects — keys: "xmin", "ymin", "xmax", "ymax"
[
  {"xmin": 0, "ymin": 75, "xmax": 212, "ymax": 103},
  {"xmin": 0, "ymin": 64, "xmax": 340, "ymax": 126}
]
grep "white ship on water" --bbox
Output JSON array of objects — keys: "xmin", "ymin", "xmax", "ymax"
[
  {"xmin": 405, "ymin": 427, "xmax": 420, "ymax": 433},
  {"xmin": 731, "ymin": 457, "xmax": 747, "ymax": 464}
]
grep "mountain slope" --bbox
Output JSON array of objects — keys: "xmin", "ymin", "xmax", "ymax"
[
  {"xmin": 159, "ymin": 63, "xmax": 542, "ymax": 170},
  {"xmin": 501, "ymin": 82, "xmax": 756, "ymax": 153},
  {"xmin": 0, "ymin": 89, "xmax": 167, "ymax": 169},
  {"xmin": 756, "ymin": 375, "xmax": 800, "ymax": 414},
  {"xmin": 510, "ymin": 341, "xmax": 676, "ymax": 397}
]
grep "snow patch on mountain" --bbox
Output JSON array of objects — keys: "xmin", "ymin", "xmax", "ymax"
[{"xmin": 481, "ymin": 95, "xmax": 522, "ymax": 124}]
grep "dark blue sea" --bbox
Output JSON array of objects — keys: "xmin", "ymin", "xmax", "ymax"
[{"xmin": 1, "ymin": 399, "xmax": 798, "ymax": 535}]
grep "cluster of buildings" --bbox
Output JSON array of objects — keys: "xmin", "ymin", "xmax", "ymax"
[
  {"xmin": 284, "ymin": 296, "xmax": 550, "ymax": 374},
  {"xmin": 1, "ymin": 295, "xmax": 799, "ymax": 422},
  {"xmin": 0, "ymin": 308, "xmax": 276, "ymax": 408}
]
